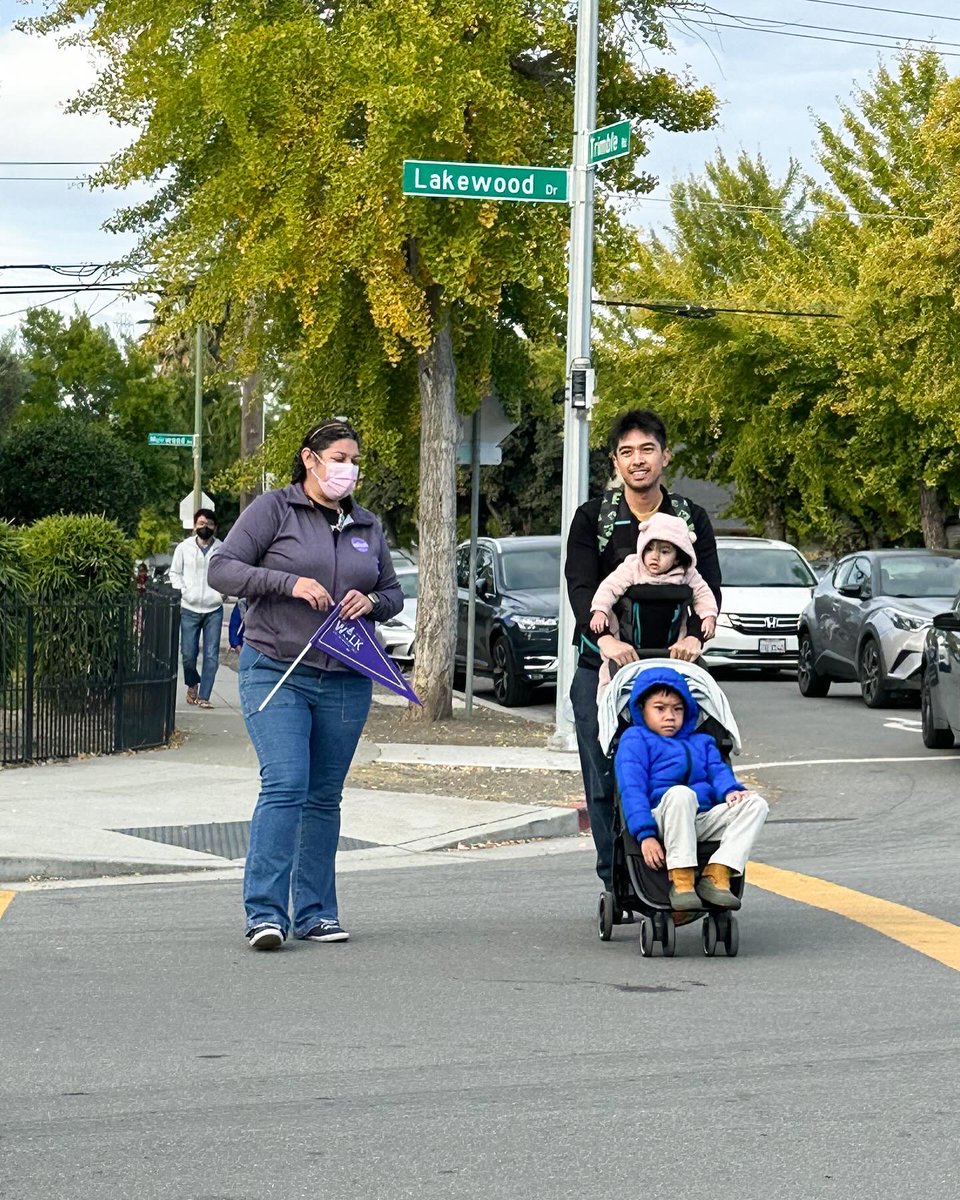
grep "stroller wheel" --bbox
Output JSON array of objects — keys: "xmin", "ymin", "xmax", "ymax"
[
  {"xmin": 723, "ymin": 914, "xmax": 739, "ymax": 957},
  {"xmin": 638, "ymin": 916, "xmax": 656, "ymax": 957},
  {"xmin": 662, "ymin": 915, "xmax": 677, "ymax": 957},
  {"xmin": 598, "ymin": 892, "xmax": 615, "ymax": 942},
  {"xmin": 702, "ymin": 915, "xmax": 718, "ymax": 957}
]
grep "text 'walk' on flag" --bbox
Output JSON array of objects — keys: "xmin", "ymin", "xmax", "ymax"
[{"xmin": 309, "ymin": 605, "xmax": 421, "ymax": 704}]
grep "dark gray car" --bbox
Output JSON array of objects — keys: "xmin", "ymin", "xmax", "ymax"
[{"xmin": 797, "ymin": 549, "xmax": 960, "ymax": 707}]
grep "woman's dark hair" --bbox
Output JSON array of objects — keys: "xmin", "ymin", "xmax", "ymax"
[
  {"xmin": 291, "ymin": 418, "xmax": 361, "ymax": 484},
  {"xmin": 607, "ymin": 409, "xmax": 668, "ymax": 455}
]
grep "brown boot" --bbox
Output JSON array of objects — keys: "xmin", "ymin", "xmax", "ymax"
[
  {"xmin": 696, "ymin": 863, "xmax": 741, "ymax": 910},
  {"xmin": 668, "ymin": 867, "xmax": 701, "ymax": 912}
]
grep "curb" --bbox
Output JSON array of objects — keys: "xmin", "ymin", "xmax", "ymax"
[
  {"xmin": 395, "ymin": 805, "xmax": 581, "ymax": 852},
  {"xmin": 0, "ymin": 854, "xmax": 226, "ymax": 886}
]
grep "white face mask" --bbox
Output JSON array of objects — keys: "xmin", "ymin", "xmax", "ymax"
[{"xmin": 311, "ymin": 458, "xmax": 359, "ymax": 501}]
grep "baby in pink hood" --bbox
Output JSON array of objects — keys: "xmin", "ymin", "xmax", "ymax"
[{"xmin": 589, "ymin": 512, "xmax": 719, "ymax": 698}]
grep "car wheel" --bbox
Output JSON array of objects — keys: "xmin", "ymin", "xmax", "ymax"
[
  {"xmin": 797, "ymin": 632, "xmax": 830, "ymax": 697},
  {"xmin": 491, "ymin": 637, "xmax": 532, "ymax": 707},
  {"xmin": 858, "ymin": 637, "xmax": 892, "ymax": 708},
  {"xmin": 921, "ymin": 675, "xmax": 954, "ymax": 749}
]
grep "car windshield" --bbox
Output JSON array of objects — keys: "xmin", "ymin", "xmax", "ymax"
[
  {"xmin": 499, "ymin": 546, "xmax": 561, "ymax": 591},
  {"xmin": 397, "ymin": 572, "xmax": 419, "ymax": 599},
  {"xmin": 718, "ymin": 546, "xmax": 817, "ymax": 587},
  {"xmin": 877, "ymin": 556, "xmax": 960, "ymax": 598}
]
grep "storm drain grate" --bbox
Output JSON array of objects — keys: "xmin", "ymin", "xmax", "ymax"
[{"xmin": 114, "ymin": 821, "xmax": 380, "ymax": 860}]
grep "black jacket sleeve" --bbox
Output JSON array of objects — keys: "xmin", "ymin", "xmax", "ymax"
[{"xmin": 690, "ymin": 504, "xmax": 722, "ymax": 610}]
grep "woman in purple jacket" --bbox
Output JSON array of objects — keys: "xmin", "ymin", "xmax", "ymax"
[{"xmin": 208, "ymin": 419, "xmax": 403, "ymax": 950}]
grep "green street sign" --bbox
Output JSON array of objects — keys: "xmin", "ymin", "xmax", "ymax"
[
  {"xmin": 402, "ymin": 160, "xmax": 568, "ymax": 204},
  {"xmin": 148, "ymin": 433, "xmax": 195, "ymax": 447},
  {"xmin": 589, "ymin": 120, "xmax": 632, "ymax": 165}
]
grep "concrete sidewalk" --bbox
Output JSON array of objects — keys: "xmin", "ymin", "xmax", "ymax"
[{"xmin": 0, "ymin": 665, "xmax": 581, "ymax": 885}]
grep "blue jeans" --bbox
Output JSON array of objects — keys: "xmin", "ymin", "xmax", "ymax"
[
  {"xmin": 237, "ymin": 645, "xmax": 373, "ymax": 937},
  {"xmin": 180, "ymin": 607, "xmax": 223, "ymax": 700},
  {"xmin": 571, "ymin": 663, "xmax": 615, "ymax": 889}
]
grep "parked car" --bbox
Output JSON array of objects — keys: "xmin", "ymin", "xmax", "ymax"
[
  {"xmin": 920, "ymin": 598, "xmax": 960, "ymax": 748},
  {"xmin": 702, "ymin": 537, "xmax": 818, "ymax": 673},
  {"xmin": 377, "ymin": 567, "xmax": 418, "ymax": 666},
  {"xmin": 454, "ymin": 535, "xmax": 560, "ymax": 706},
  {"xmin": 797, "ymin": 549, "xmax": 960, "ymax": 707}
]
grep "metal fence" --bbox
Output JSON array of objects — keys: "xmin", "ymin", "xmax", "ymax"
[{"xmin": 0, "ymin": 588, "xmax": 180, "ymax": 765}]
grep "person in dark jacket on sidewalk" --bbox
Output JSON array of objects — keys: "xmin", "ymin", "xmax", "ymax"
[
  {"xmin": 615, "ymin": 666, "xmax": 768, "ymax": 911},
  {"xmin": 564, "ymin": 409, "xmax": 722, "ymax": 891},
  {"xmin": 208, "ymin": 418, "xmax": 403, "ymax": 951}
]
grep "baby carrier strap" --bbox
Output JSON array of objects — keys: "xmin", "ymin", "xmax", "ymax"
[{"xmin": 596, "ymin": 487, "xmax": 696, "ymax": 553}]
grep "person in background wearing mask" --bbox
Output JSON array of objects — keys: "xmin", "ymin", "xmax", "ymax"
[
  {"xmin": 169, "ymin": 509, "xmax": 225, "ymax": 710},
  {"xmin": 208, "ymin": 419, "xmax": 403, "ymax": 951}
]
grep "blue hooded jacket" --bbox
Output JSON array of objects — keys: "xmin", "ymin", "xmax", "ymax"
[{"xmin": 614, "ymin": 666, "xmax": 745, "ymax": 842}]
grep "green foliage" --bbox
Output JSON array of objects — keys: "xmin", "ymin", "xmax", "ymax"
[
  {"xmin": 0, "ymin": 521, "xmax": 29, "ymax": 598},
  {"xmin": 0, "ymin": 412, "xmax": 147, "ymax": 534},
  {"xmin": 0, "ymin": 337, "xmax": 28, "ymax": 434},
  {"xmin": 132, "ymin": 506, "xmax": 182, "ymax": 559},
  {"xmin": 600, "ymin": 51, "xmax": 960, "ymax": 550},
  {"xmin": 18, "ymin": 514, "xmax": 134, "ymax": 601}
]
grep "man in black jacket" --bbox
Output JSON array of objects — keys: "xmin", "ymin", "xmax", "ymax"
[{"xmin": 564, "ymin": 409, "xmax": 722, "ymax": 890}]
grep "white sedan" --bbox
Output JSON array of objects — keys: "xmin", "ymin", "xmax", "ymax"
[
  {"xmin": 702, "ymin": 537, "xmax": 819, "ymax": 673},
  {"xmin": 377, "ymin": 568, "xmax": 418, "ymax": 665}
]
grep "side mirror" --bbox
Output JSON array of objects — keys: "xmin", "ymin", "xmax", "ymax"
[
  {"xmin": 932, "ymin": 611, "xmax": 960, "ymax": 632},
  {"xmin": 838, "ymin": 583, "xmax": 867, "ymax": 599},
  {"xmin": 475, "ymin": 577, "xmax": 489, "ymax": 599}
]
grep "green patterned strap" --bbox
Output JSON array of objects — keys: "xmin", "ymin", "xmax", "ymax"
[
  {"xmin": 596, "ymin": 486, "xmax": 623, "ymax": 554},
  {"xmin": 669, "ymin": 492, "xmax": 695, "ymax": 535}
]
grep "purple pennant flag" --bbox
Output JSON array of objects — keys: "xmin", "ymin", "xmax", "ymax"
[{"xmin": 309, "ymin": 603, "xmax": 421, "ymax": 705}]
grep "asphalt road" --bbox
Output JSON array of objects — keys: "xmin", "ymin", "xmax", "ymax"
[{"xmin": 2, "ymin": 676, "xmax": 959, "ymax": 1200}]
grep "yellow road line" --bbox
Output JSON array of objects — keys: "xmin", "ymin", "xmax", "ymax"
[
  {"xmin": 0, "ymin": 890, "xmax": 15, "ymax": 921},
  {"xmin": 748, "ymin": 862, "xmax": 960, "ymax": 974}
]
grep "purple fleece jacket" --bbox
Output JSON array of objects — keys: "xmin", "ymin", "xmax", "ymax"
[{"xmin": 207, "ymin": 484, "xmax": 403, "ymax": 669}]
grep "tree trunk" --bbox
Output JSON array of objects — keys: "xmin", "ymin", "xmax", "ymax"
[
  {"xmin": 409, "ymin": 291, "xmax": 459, "ymax": 722},
  {"xmin": 760, "ymin": 502, "xmax": 786, "ymax": 541},
  {"xmin": 239, "ymin": 369, "xmax": 263, "ymax": 511},
  {"xmin": 919, "ymin": 481, "xmax": 947, "ymax": 549}
]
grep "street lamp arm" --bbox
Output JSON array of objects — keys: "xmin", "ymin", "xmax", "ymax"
[{"xmin": 597, "ymin": 298, "xmax": 843, "ymax": 319}]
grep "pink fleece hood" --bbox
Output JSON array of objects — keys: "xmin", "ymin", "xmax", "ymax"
[{"xmin": 636, "ymin": 512, "xmax": 698, "ymax": 567}]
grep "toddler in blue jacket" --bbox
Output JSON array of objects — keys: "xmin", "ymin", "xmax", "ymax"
[{"xmin": 614, "ymin": 666, "xmax": 768, "ymax": 911}]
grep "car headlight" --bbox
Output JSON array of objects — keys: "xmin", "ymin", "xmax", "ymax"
[
  {"xmin": 888, "ymin": 610, "xmax": 929, "ymax": 632},
  {"xmin": 512, "ymin": 616, "xmax": 558, "ymax": 631},
  {"xmin": 716, "ymin": 614, "xmax": 733, "ymax": 627}
]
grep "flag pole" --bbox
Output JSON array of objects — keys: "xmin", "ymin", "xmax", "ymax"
[{"xmin": 257, "ymin": 639, "xmax": 315, "ymax": 712}]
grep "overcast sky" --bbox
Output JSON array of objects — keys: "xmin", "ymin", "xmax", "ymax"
[{"xmin": 1, "ymin": 0, "xmax": 958, "ymax": 340}]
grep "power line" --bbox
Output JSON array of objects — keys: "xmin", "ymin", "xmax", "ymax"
[
  {"xmin": 799, "ymin": 0, "xmax": 960, "ymax": 24},
  {"xmin": 674, "ymin": 15, "xmax": 960, "ymax": 57},
  {"xmin": 701, "ymin": 5, "xmax": 960, "ymax": 50},
  {"xmin": 0, "ymin": 283, "xmax": 140, "ymax": 295},
  {"xmin": 597, "ymin": 298, "xmax": 843, "ymax": 319},
  {"xmin": 0, "ymin": 161, "xmax": 104, "ymax": 166}
]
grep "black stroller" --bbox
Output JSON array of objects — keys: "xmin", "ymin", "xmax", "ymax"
[{"xmin": 595, "ymin": 658, "xmax": 746, "ymax": 958}]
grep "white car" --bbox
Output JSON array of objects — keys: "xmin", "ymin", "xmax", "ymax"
[
  {"xmin": 702, "ymin": 537, "xmax": 818, "ymax": 672},
  {"xmin": 377, "ymin": 567, "xmax": 418, "ymax": 665}
]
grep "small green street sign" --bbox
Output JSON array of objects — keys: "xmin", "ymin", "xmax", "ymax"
[
  {"xmin": 402, "ymin": 160, "xmax": 568, "ymax": 204},
  {"xmin": 148, "ymin": 433, "xmax": 195, "ymax": 447},
  {"xmin": 589, "ymin": 120, "xmax": 632, "ymax": 165}
]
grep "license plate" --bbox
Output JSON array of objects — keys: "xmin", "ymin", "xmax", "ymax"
[{"xmin": 759, "ymin": 638, "xmax": 786, "ymax": 654}]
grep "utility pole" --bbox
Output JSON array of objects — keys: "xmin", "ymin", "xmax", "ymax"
[
  {"xmin": 192, "ymin": 322, "xmax": 204, "ymax": 515},
  {"xmin": 551, "ymin": 0, "xmax": 598, "ymax": 751}
]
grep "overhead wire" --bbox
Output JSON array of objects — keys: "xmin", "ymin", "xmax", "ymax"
[
  {"xmin": 798, "ymin": 0, "xmax": 960, "ymax": 24},
  {"xmin": 671, "ymin": 15, "xmax": 960, "ymax": 58},
  {"xmin": 696, "ymin": 4, "xmax": 960, "ymax": 49},
  {"xmin": 607, "ymin": 194, "xmax": 931, "ymax": 221}
]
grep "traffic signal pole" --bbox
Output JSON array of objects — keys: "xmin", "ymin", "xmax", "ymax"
[{"xmin": 552, "ymin": 0, "xmax": 598, "ymax": 751}]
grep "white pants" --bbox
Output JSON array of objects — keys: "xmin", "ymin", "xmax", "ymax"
[{"xmin": 653, "ymin": 786, "xmax": 769, "ymax": 874}]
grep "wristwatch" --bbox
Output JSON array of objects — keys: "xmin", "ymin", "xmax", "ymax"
[{"xmin": 366, "ymin": 592, "xmax": 379, "ymax": 612}]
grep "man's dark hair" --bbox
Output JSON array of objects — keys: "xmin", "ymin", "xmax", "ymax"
[
  {"xmin": 607, "ymin": 409, "xmax": 668, "ymax": 456},
  {"xmin": 291, "ymin": 417, "xmax": 361, "ymax": 484},
  {"xmin": 194, "ymin": 508, "xmax": 217, "ymax": 524}
]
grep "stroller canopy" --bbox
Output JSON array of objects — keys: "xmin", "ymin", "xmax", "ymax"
[{"xmin": 597, "ymin": 658, "xmax": 742, "ymax": 757}]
